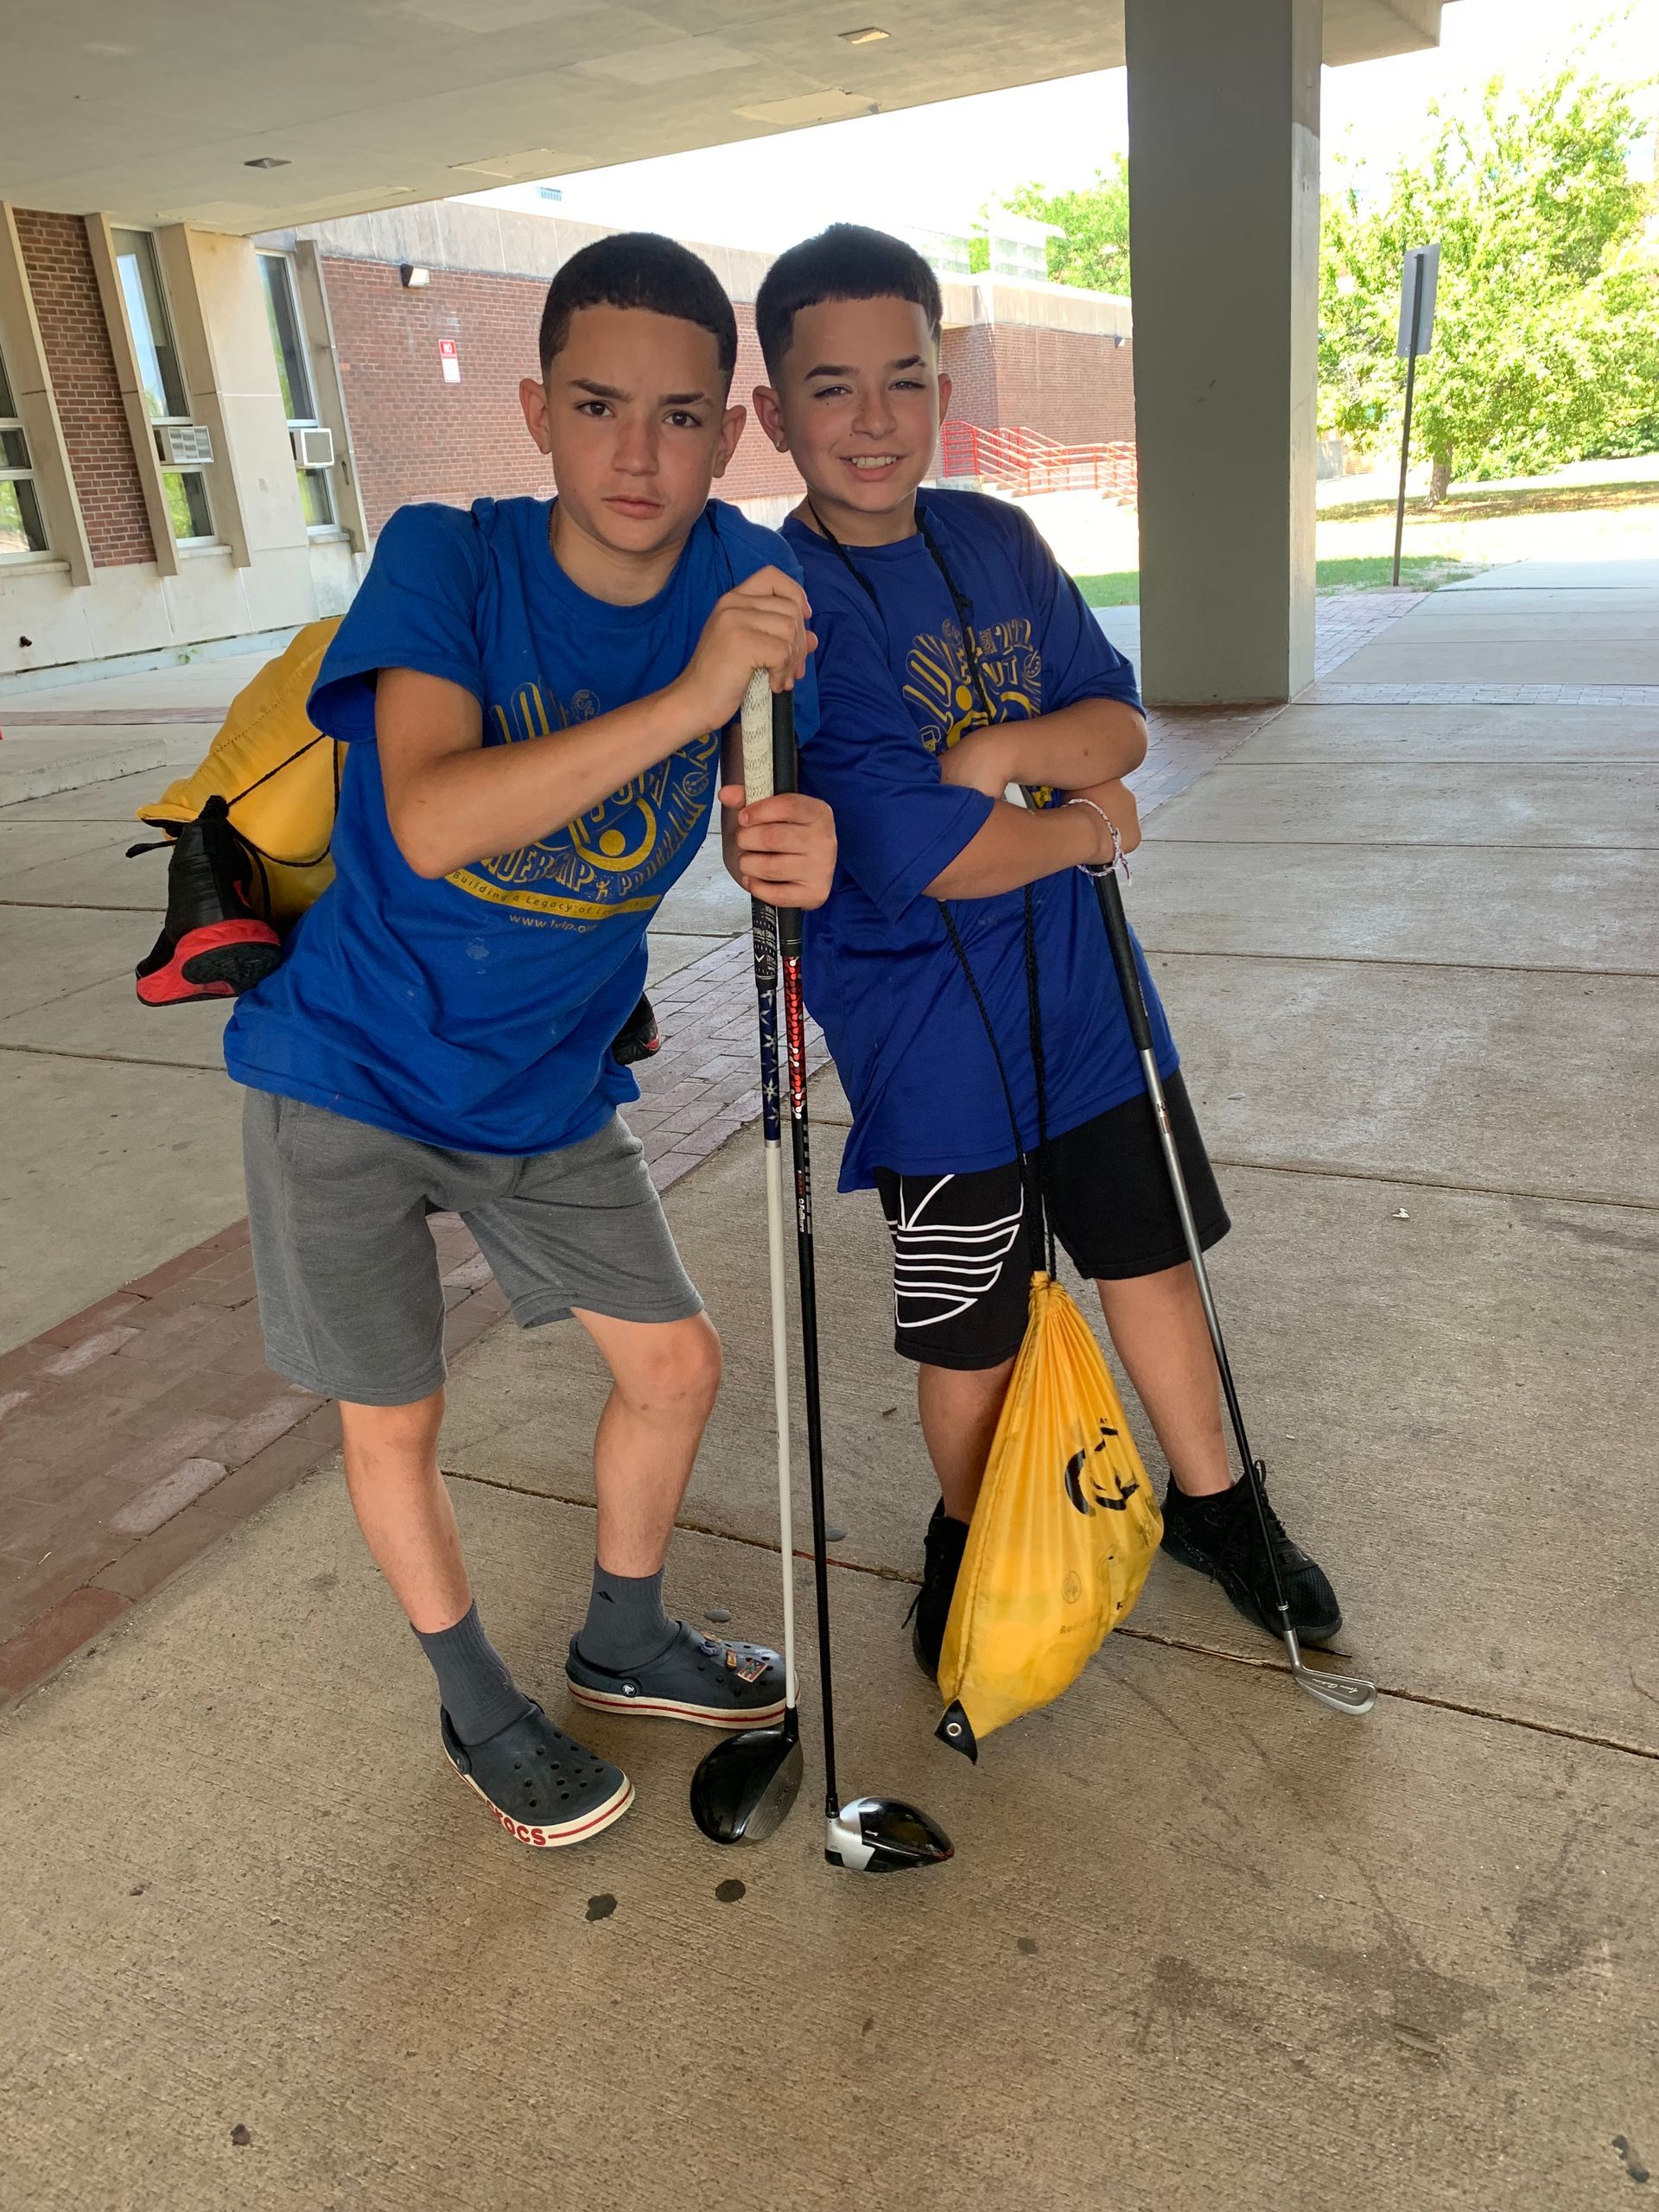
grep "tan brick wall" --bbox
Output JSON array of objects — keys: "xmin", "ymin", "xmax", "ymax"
[
  {"xmin": 13, "ymin": 210, "xmax": 155, "ymax": 568},
  {"xmin": 321, "ymin": 256, "xmax": 800, "ymax": 537}
]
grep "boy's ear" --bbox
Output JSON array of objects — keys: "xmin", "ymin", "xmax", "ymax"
[
  {"xmin": 937, "ymin": 369, "xmax": 953, "ymax": 428},
  {"xmin": 711, "ymin": 400, "xmax": 747, "ymax": 481},
  {"xmin": 752, "ymin": 384, "xmax": 788, "ymax": 455},
  {"xmin": 520, "ymin": 375, "xmax": 552, "ymax": 454}
]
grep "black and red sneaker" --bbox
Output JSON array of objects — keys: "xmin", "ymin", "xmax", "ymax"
[
  {"xmin": 133, "ymin": 795, "xmax": 282, "ymax": 1007},
  {"xmin": 610, "ymin": 991, "xmax": 661, "ymax": 1066}
]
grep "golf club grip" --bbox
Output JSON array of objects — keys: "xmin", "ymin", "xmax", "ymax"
[
  {"xmin": 1093, "ymin": 871, "xmax": 1154, "ymax": 1052},
  {"xmin": 740, "ymin": 667, "xmax": 773, "ymax": 805},
  {"xmin": 769, "ymin": 691, "xmax": 804, "ymax": 961}
]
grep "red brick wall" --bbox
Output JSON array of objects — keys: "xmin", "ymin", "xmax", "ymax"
[
  {"xmin": 726, "ymin": 307, "xmax": 803, "ymax": 507},
  {"xmin": 940, "ymin": 327, "xmax": 1001, "ymax": 434},
  {"xmin": 988, "ymin": 324, "xmax": 1135, "ymax": 446},
  {"xmin": 321, "ymin": 256, "xmax": 799, "ymax": 536},
  {"xmin": 940, "ymin": 322, "xmax": 1135, "ymax": 448},
  {"xmin": 13, "ymin": 211, "xmax": 154, "ymax": 567}
]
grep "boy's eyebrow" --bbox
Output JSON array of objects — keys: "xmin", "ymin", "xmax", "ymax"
[
  {"xmin": 567, "ymin": 377, "xmax": 711, "ymax": 407},
  {"xmin": 803, "ymin": 355, "xmax": 925, "ymax": 378}
]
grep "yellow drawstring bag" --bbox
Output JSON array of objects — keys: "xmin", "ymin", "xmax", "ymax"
[
  {"xmin": 936, "ymin": 1272, "xmax": 1162, "ymax": 1759},
  {"xmin": 931, "ymin": 891, "xmax": 1163, "ymax": 1761},
  {"xmin": 135, "ymin": 615, "xmax": 344, "ymax": 927}
]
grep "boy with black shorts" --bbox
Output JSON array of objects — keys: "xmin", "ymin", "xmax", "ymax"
[
  {"xmin": 750, "ymin": 226, "xmax": 1343, "ymax": 1674},
  {"xmin": 225, "ymin": 235, "xmax": 835, "ymax": 1847}
]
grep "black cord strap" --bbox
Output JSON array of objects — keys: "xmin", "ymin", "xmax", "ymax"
[{"xmin": 937, "ymin": 893, "xmax": 1057, "ymax": 1281}]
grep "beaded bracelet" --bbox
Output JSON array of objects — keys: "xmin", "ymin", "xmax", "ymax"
[{"xmin": 1065, "ymin": 795, "xmax": 1129, "ymax": 880}]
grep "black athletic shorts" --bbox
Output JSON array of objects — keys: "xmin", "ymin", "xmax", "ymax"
[{"xmin": 874, "ymin": 1073, "xmax": 1230, "ymax": 1372}]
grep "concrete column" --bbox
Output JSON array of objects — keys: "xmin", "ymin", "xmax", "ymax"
[{"xmin": 1126, "ymin": 0, "xmax": 1321, "ymax": 703}]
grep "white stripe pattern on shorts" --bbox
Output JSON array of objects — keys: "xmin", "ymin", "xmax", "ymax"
[{"xmin": 884, "ymin": 1173, "xmax": 1025, "ymax": 1330}]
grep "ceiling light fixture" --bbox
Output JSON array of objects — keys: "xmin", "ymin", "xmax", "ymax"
[
  {"xmin": 838, "ymin": 25, "xmax": 889, "ymax": 42},
  {"xmin": 245, "ymin": 156, "xmax": 291, "ymax": 169}
]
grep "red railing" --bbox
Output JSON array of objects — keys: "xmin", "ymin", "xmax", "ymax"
[{"xmin": 938, "ymin": 422, "xmax": 1138, "ymax": 503}]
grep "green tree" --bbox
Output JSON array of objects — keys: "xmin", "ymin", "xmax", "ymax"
[
  {"xmin": 1319, "ymin": 61, "xmax": 1658, "ymax": 497},
  {"xmin": 973, "ymin": 156, "xmax": 1133, "ymax": 292}
]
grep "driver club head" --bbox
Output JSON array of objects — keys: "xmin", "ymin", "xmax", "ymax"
[
  {"xmin": 690, "ymin": 1722, "xmax": 805, "ymax": 1846},
  {"xmin": 823, "ymin": 1796, "xmax": 954, "ymax": 1875},
  {"xmin": 1293, "ymin": 1662, "xmax": 1377, "ymax": 1718}
]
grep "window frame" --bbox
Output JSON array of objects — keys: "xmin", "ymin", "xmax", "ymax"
[
  {"xmin": 109, "ymin": 226, "xmax": 216, "ymax": 549},
  {"xmin": 0, "ymin": 341, "xmax": 50, "ymax": 560},
  {"xmin": 258, "ymin": 249, "xmax": 337, "ymax": 535}
]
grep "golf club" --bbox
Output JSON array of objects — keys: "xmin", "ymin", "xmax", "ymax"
[
  {"xmin": 770, "ymin": 687, "xmax": 954, "ymax": 1873},
  {"xmin": 690, "ymin": 674, "xmax": 804, "ymax": 1845},
  {"xmin": 1092, "ymin": 861, "xmax": 1376, "ymax": 1719}
]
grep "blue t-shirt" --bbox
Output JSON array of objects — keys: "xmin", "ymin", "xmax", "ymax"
[
  {"xmin": 225, "ymin": 496, "xmax": 814, "ymax": 1154},
  {"xmin": 783, "ymin": 488, "xmax": 1176, "ymax": 1192}
]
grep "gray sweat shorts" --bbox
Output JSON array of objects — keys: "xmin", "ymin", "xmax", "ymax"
[{"xmin": 242, "ymin": 1090, "xmax": 702, "ymax": 1406}]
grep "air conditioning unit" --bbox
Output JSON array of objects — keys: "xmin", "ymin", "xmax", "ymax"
[
  {"xmin": 155, "ymin": 423, "xmax": 213, "ymax": 467},
  {"xmin": 291, "ymin": 425, "xmax": 334, "ymax": 469}
]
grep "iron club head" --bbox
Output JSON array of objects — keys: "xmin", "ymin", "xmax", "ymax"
[
  {"xmin": 1292, "ymin": 1662, "xmax": 1377, "ymax": 1717},
  {"xmin": 823, "ymin": 1796, "xmax": 954, "ymax": 1874},
  {"xmin": 690, "ymin": 1717, "xmax": 804, "ymax": 1847},
  {"xmin": 1282, "ymin": 1624, "xmax": 1376, "ymax": 1717}
]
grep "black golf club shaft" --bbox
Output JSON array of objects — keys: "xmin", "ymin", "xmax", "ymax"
[
  {"xmin": 770, "ymin": 693, "xmax": 842, "ymax": 1815},
  {"xmin": 750, "ymin": 891, "xmax": 798, "ymax": 1740},
  {"xmin": 1092, "ymin": 868, "xmax": 1297, "ymax": 1638}
]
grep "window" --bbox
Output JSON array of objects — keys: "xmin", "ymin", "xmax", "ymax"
[
  {"xmin": 111, "ymin": 227, "xmax": 215, "ymax": 544},
  {"xmin": 0, "ymin": 344, "xmax": 49, "ymax": 557},
  {"xmin": 259, "ymin": 252, "xmax": 335, "ymax": 531}
]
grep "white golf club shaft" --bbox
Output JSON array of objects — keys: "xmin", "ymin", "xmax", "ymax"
[{"xmin": 741, "ymin": 669, "xmax": 798, "ymax": 1707}]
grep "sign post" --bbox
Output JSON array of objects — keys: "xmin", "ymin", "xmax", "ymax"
[{"xmin": 1391, "ymin": 242, "xmax": 1440, "ymax": 586}]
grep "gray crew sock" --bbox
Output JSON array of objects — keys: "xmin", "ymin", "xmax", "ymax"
[
  {"xmin": 414, "ymin": 1601, "xmax": 533, "ymax": 1745},
  {"xmin": 577, "ymin": 1562, "xmax": 677, "ymax": 1673}
]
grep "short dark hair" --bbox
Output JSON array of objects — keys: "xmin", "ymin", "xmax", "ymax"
[
  {"xmin": 755, "ymin": 225, "xmax": 943, "ymax": 381},
  {"xmin": 538, "ymin": 232, "xmax": 738, "ymax": 384}
]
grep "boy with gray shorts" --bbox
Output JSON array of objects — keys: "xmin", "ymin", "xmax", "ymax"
[{"xmin": 224, "ymin": 234, "xmax": 833, "ymax": 1849}]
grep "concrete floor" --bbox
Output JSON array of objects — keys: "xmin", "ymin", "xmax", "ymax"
[
  {"xmin": 0, "ymin": 755, "xmax": 749, "ymax": 1350},
  {"xmin": 3, "ymin": 561, "xmax": 1657, "ymax": 2206}
]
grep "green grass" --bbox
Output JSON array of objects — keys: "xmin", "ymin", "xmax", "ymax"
[{"xmin": 1072, "ymin": 553, "xmax": 1482, "ymax": 607}]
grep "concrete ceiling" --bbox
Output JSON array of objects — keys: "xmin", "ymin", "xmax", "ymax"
[{"xmin": 1, "ymin": 0, "xmax": 1452, "ymax": 236}]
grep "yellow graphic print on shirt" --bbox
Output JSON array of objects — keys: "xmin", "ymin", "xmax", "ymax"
[
  {"xmin": 904, "ymin": 616, "xmax": 1042, "ymax": 756},
  {"xmin": 447, "ymin": 683, "xmax": 718, "ymax": 930}
]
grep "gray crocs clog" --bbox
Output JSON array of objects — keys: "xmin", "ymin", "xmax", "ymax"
[
  {"xmin": 565, "ymin": 1623, "xmax": 787, "ymax": 1729},
  {"xmin": 441, "ymin": 1700, "xmax": 632, "ymax": 1848}
]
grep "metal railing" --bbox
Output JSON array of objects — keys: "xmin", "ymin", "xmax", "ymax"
[{"xmin": 938, "ymin": 422, "xmax": 1138, "ymax": 502}]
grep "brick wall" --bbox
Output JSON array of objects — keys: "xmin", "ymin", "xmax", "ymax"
[
  {"xmin": 13, "ymin": 211, "xmax": 154, "ymax": 567},
  {"xmin": 321, "ymin": 256, "xmax": 799, "ymax": 537},
  {"xmin": 940, "ymin": 327, "xmax": 1001, "ymax": 432},
  {"xmin": 940, "ymin": 321, "xmax": 1135, "ymax": 448},
  {"xmin": 988, "ymin": 324, "xmax": 1135, "ymax": 446}
]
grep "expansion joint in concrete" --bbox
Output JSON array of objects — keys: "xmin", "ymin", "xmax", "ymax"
[
  {"xmin": 1145, "ymin": 946, "xmax": 1659, "ymax": 982},
  {"xmin": 1209, "ymin": 1153, "xmax": 1659, "ymax": 1213},
  {"xmin": 0, "ymin": 1042, "xmax": 224, "ymax": 1074}
]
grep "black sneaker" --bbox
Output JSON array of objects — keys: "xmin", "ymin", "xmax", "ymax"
[
  {"xmin": 1160, "ymin": 1469, "xmax": 1342, "ymax": 1643},
  {"xmin": 610, "ymin": 993, "xmax": 660, "ymax": 1066},
  {"xmin": 133, "ymin": 794, "xmax": 281, "ymax": 1007},
  {"xmin": 905, "ymin": 1501, "xmax": 970, "ymax": 1680}
]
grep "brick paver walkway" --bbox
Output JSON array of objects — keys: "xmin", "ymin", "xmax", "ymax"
[
  {"xmin": 0, "ymin": 941, "xmax": 830, "ymax": 1702},
  {"xmin": 0, "ymin": 587, "xmax": 1420, "ymax": 1706}
]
